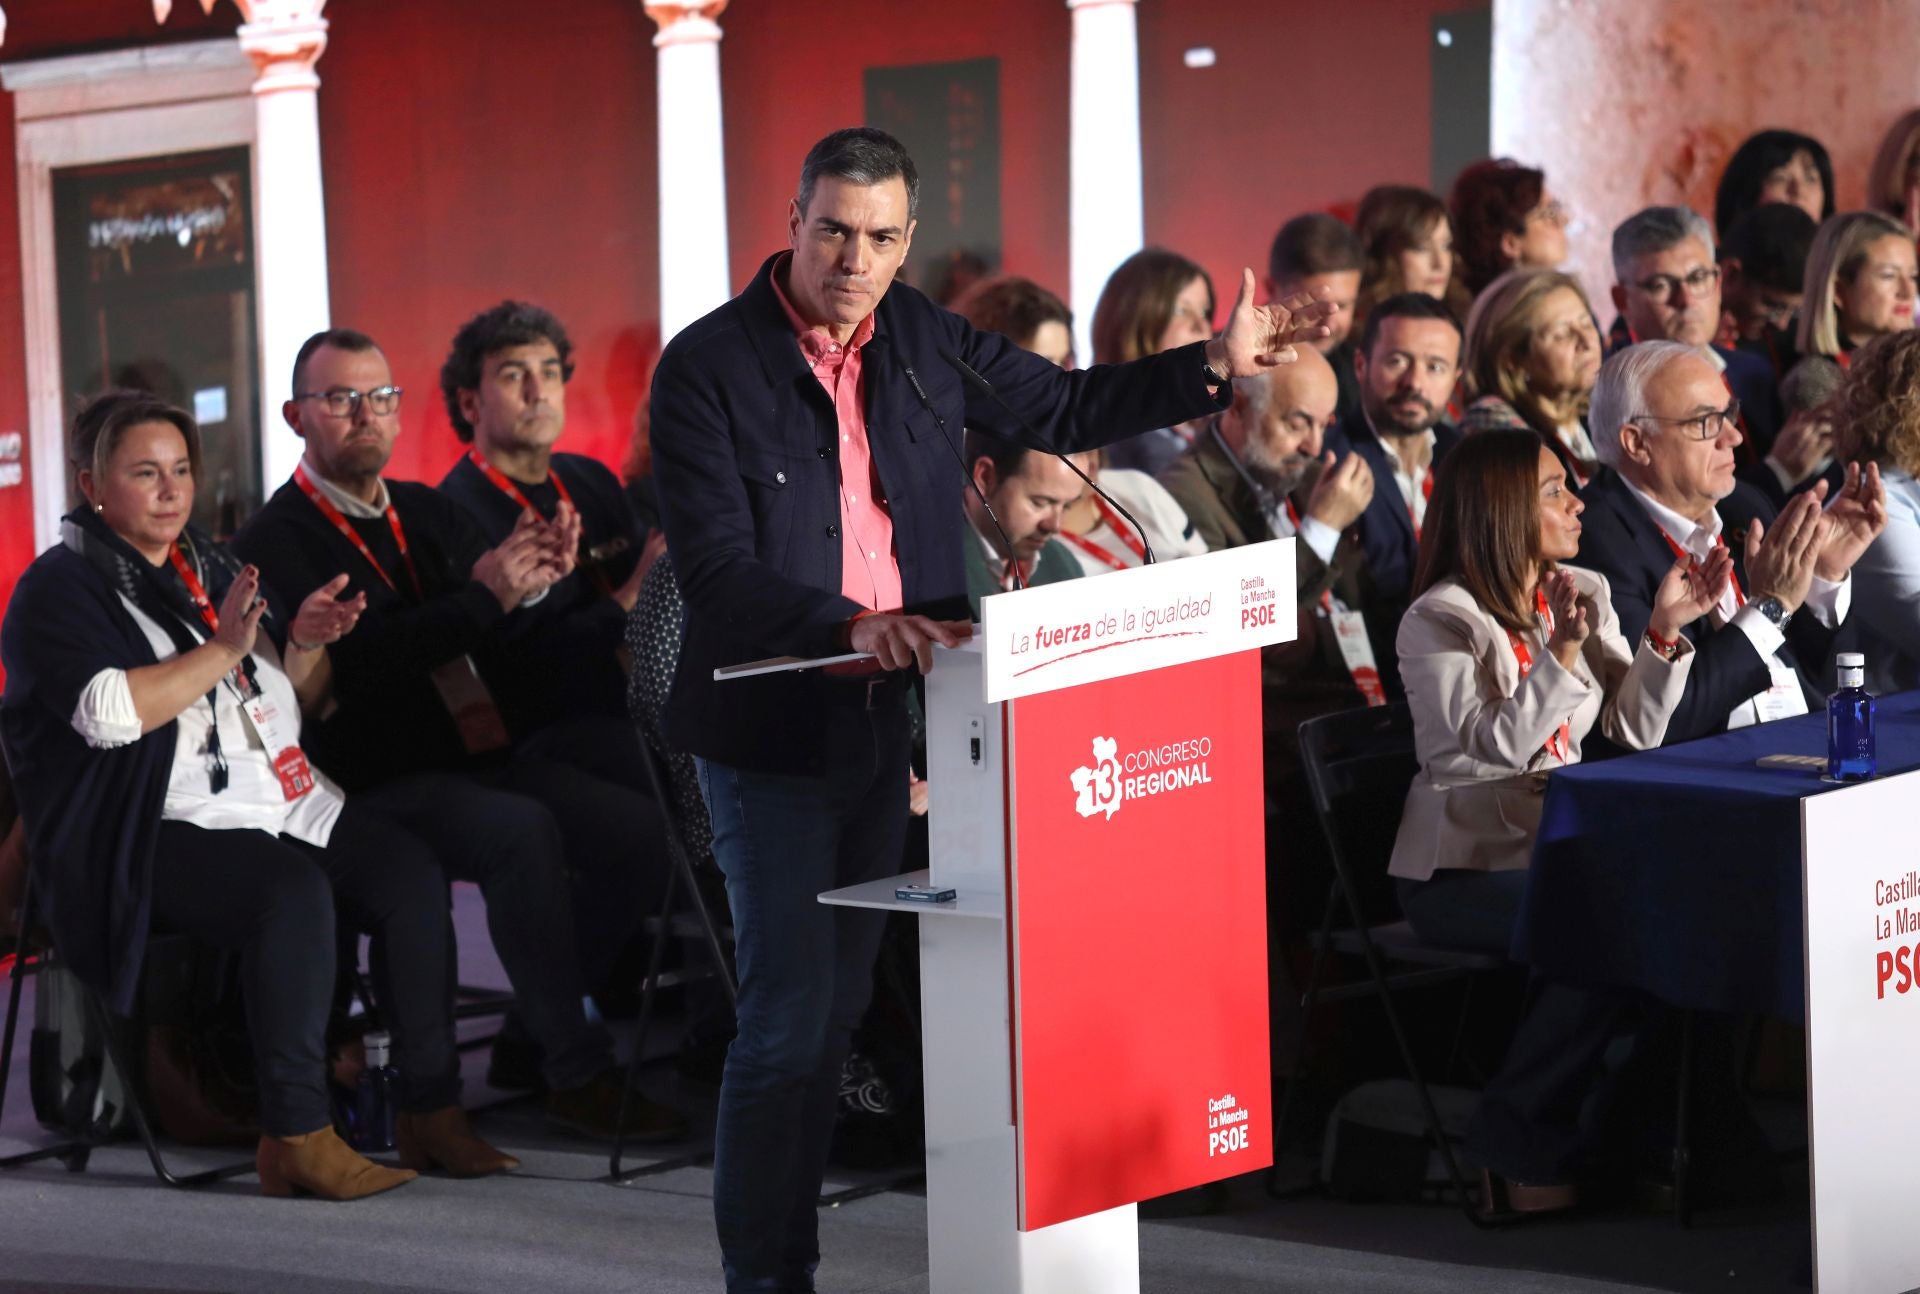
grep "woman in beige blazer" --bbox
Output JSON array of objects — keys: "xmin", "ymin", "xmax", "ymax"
[{"xmin": 1387, "ymin": 428, "xmax": 1723, "ymax": 957}]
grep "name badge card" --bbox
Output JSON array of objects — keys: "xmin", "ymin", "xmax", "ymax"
[{"xmin": 235, "ymin": 683, "xmax": 316, "ymax": 801}]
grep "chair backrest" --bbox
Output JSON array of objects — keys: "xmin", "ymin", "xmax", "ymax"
[
  {"xmin": 1296, "ymin": 704, "xmax": 1419, "ymax": 925},
  {"xmin": 623, "ymin": 557, "xmax": 714, "ymax": 866}
]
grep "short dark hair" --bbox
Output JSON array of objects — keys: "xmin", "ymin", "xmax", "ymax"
[
  {"xmin": 69, "ymin": 388, "xmax": 202, "ymax": 493},
  {"xmin": 950, "ymin": 276, "xmax": 1072, "ymax": 351},
  {"xmin": 962, "ymin": 428, "xmax": 1036, "ymax": 484},
  {"xmin": 797, "ymin": 127, "xmax": 919, "ymax": 222},
  {"xmin": 1449, "ymin": 158, "xmax": 1546, "ymax": 295},
  {"xmin": 1722, "ymin": 202, "xmax": 1818, "ymax": 294},
  {"xmin": 292, "ymin": 327, "xmax": 382, "ymax": 397},
  {"xmin": 1358, "ymin": 291, "xmax": 1461, "ymax": 359},
  {"xmin": 1090, "ymin": 247, "xmax": 1214, "ymax": 366},
  {"xmin": 440, "ymin": 301, "xmax": 576, "ymax": 443},
  {"xmin": 1267, "ymin": 213, "xmax": 1362, "ymax": 286},
  {"xmin": 1714, "ymin": 129, "xmax": 1835, "ymax": 238}
]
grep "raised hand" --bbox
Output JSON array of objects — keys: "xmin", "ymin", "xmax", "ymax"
[
  {"xmin": 1206, "ymin": 268, "xmax": 1339, "ymax": 378},
  {"xmin": 213, "ymin": 564, "xmax": 267, "ymax": 660},
  {"xmin": 289, "ymin": 573, "xmax": 368, "ymax": 650},
  {"xmin": 1816, "ymin": 460, "xmax": 1888, "ymax": 581},
  {"xmin": 472, "ymin": 509, "xmax": 558, "ymax": 611},
  {"xmin": 543, "ymin": 500, "xmax": 584, "ymax": 580},
  {"xmin": 1304, "ymin": 450, "xmax": 1375, "ymax": 531},
  {"xmin": 1764, "ymin": 411, "xmax": 1833, "ymax": 487},
  {"xmin": 1743, "ymin": 488, "xmax": 1828, "ymax": 614},
  {"xmin": 1650, "ymin": 548, "xmax": 1729, "ymax": 642},
  {"xmin": 1543, "ymin": 569, "xmax": 1589, "ymax": 671}
]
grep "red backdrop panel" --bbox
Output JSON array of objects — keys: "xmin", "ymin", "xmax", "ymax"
[{"xmin": 1008, "ymin": 650, "xmax": 1269, "ymax": 1230}]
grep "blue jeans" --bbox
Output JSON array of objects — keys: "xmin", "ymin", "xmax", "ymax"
[{"xmin": 697, "ymin": 697, "xmax": 910, "ymax": 1294}]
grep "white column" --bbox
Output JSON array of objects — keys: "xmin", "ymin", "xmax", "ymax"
[
  {"xmin": 647, "ymin": 2, "xmax": 732, "ymax": 343},
  {"xmin": 236, "ymin": 0, "xmax": 330, "ymax": 492},
  {"xmin": 1067, "ymin": 0, "xmax": 1144, "ymax": 365}
]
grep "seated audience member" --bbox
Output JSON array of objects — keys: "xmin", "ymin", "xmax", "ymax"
[
  {"xmin": 1461, "ymin": 268, "xmax": 1603, "ymax": 485},
  {"xmin": 959, "ymin": 430, "xmax": 1091, "ymax": 615},
  {"xmin": 1391, "ymin": 426, "xmax": 1704, "ymax": 953},
  {"xmin": 0, "ymin": 391, "xmax": 515, "ymax": 1197},
  {"xmin": 1718, "ymin": 202, "xmax": 1816, "ymax": 366},
  {"xmin": 1714, "ymin": 129, "xmax": 1836, "ymax": 240},
  {"xmin": 234, "ymin": 329, "xmax": 684, "ymax": 1140},
  {"xmin": 1573, "ymin": 341, "xmax": 1884, "ymax": 745},
  {"xmin": 1448, "ymin": 158, "xmax": 1569, "ymax": 297},
  {"xmin": 1833, "ymin": 331, "xmax": 1920, "ymax": 693},
  {"xmin": 1093, "ymin": 248, "xmax": 1218, "ymax": 476},
  {"xmin": 1792, "ymin": 210, "xmax": 1917, "ymax": 373},
  {"xmin": 1266, "ymin": 213, "xmax": 1365, "ymax": 418},
  {"xmin": 1868, "ymin": 108, "xmax": 1920, "ymax": 232},
  {"xmin": 1391, "ymin": 426, "xmax": 1710, "ymax": 1214},
  {"xmin": 1607, "ymin": 206, "xmax": 1782, "ymax": 453},
  {"xmin": 1351, "ymin": 185, "xmax": 1474, "ymax": 338},
  {"xmin": 952, "ymin": 275, "xmax": 1206, "ymax": 570},
  {"xmin": 1740, "ymin": 355, "xmax": 1845, "ymax": 508},
  {"xmin": 1334, "ymin": 292, "xmax": 1464, "ymax": 677}
]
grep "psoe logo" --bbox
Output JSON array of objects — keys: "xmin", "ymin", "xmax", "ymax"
[
  {"xmin": 1070, "ymin": 733, "xmax": 1214, "ymax": 820},
  {"xmin": 1070, "ymin": 737, "xmax": 1123, "ymax": 820}
]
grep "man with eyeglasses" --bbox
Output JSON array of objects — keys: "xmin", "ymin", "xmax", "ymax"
[
  {"xmin": 1607, "ymin": 206, "xmax": 1783, "ymax": 462},
  {"xmin": 1573, "ymin": 340, "xmax": 1884, "ymax": 745},
  {"xmin": 234, "ymin": 327, "xmax": 689, "ymax": 1144}
]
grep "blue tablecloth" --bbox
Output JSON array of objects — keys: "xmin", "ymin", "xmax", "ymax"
[{"xmin": 1515, "ymin": 690, "xmax": 1920, "ymax": 1022}]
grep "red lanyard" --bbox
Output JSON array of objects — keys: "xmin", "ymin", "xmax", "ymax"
[
  {"xmin": 466, "ymin": 447, "xmax": 577, "ymax": 515},
  {"xmin": 1059, "ymin": 497, "xmax": 1147, "ymax": 571},
  {"xmin": 167, "ymin": 544, "xmax": 221, "ymax": 638},
  {"xmin": 1410, "ymin": 468, "xmax": 1433, "ymax": 540},
  {"xmin": 295, "ymin": 463, "xmax": 422, "ymax": 599},
  {"xmin": 1656, "ymin": 527, "xmax": 1745, "ymax": 608},
  {"xmin": 1506, "ymin": 587, "xmax": 1571, "ymax": 763}
]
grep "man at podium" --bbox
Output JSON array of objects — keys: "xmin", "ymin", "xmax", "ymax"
[{"xmin": 648, "ymin": 124, "xmax": 1336, "ymax": 1294}]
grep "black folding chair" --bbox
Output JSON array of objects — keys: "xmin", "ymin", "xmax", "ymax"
[{"xmin": 1270, "ymin": 703, "xmax": 1502, "ymax": 1225}]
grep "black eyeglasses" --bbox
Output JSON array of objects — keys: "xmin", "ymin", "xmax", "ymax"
[
  {"xmin": 1632, "ymin": 266, "xmax": 1720, "ymax": 304},
  {"xmin": 294, "ymin": 385, "xmax": 403, "ymax": 418},
  {"xmin": 1634, "ymin": 398, "xmax": 1741, "ymax": 441}
]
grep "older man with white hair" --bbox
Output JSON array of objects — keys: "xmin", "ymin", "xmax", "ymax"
[{"xmin": 1572, "ymin": 340, "xmax": 1885, "ymax": 744}]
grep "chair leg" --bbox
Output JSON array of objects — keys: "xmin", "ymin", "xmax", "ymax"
[
  {"xmin": 1673, "ymin": 1009, "xmax": 1695, "ymax": 1228},
  {"xmin": 1268, "ymin": 884, "xmax": 1339, "ymax": 1196}
]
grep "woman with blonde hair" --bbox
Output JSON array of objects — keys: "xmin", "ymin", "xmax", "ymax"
[
  {"xmin": 1092, "ymin": 248, "xmax": 1217, "ymax": 475},
  {"xmin": 1350, "ymin": 184, "xmax": 1473, "ymax": 337},
  {"xmin": 1832, "ymin": 330, "xmax": 1917, "ymax": 692},
  {"xmin": 1460, "ymin": 268, "xmax": 1604, "ymax": 486},
  {"xmin": 1866, "ymin": 109, "xmax": 1920, "ymax": 233},
  {"xmin": 1794, "ymin": 210, "xmax": 1917, "ymax": 367}
]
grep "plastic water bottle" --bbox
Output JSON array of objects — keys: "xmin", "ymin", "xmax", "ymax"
[
  {"xmin": 1827, "ymin": 652, "xmax": 1876, "ymax": 781},
  {"xmin": 353, "ymin": 1031, "xmax": 398, "ymax": 1152}
]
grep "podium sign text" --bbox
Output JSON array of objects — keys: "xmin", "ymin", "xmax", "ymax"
[
  {"xmin": 1007, "ymin": 650, "xmax": 1270, "ymax": 1230},
  {"xmin": 981, "ymin": 538, "xmax": 1296, "ymax": 702}
]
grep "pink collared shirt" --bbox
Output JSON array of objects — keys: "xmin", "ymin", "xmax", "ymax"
[{"xmin": 770, "ymin": 255, "xmax": 904, "ymax": 616}]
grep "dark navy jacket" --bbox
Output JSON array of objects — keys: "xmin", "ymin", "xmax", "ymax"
[
  {"xmin": 650, "ymin": 253, "xmax": 1230, "ymax": 773},
  {"xmin": 1573, "ymin": 467, "xmax": 1837, "ymax": 744},
  {"xmin": 1331, "ymin": 407, "xmax": 1462, "ymax": 607}
]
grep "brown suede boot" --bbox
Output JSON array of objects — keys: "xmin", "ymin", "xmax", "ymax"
[
  {"xmin": 256, "ymin": 1125, "xmax": 417, "ymax": 1200},
  {"xmin": 395, "ymin": 1106, "xmax": 520, "ymax": 1177}
]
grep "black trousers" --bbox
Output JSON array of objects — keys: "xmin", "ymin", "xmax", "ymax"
[{"xmin": 147, "ymin": 807, "xmax": 457, "ymax": 1137}]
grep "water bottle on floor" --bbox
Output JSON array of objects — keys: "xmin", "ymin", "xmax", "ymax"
[
  {"xmin": 354, "ymin": 1031, "xmax": 398, "ymax": 1152},
  {"xmin": 1827, "ymin": 652, "xmax": 1876, "ymax": 782}
]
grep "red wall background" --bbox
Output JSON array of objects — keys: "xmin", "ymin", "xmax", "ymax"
[{"xmin": 0, "ymin": 0, "xmax": 1482, "ymax": 660}]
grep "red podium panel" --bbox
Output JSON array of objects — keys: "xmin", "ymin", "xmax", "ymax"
[{"xmin": 1007, "ymin": 649, "xmax": 1270, "ymax": 1230}]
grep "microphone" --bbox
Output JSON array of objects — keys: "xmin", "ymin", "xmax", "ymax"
[
  {"xmin": 935, "ymin": 347, "xmax": 1157, "ymax": 566},
  {"xmin": 896, "ymin": 356, "xmax": 1027, "ymax": 592}
]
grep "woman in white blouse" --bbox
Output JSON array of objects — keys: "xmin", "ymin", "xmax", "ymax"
[
  {"xmin": 1390, "ymin": 427, "xmax": 1716, "ymax": 955},
  {"xmin": 0, "ymin": 391, "xmax": 514, "ymax": 1199}
]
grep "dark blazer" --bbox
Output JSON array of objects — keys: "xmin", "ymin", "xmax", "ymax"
[
  {"xmin": 650, "ymin": 252, "xmax": 1230, "ymax": 773},
  {"xmin": 438, "ymin": 451, "xmax": 640, "ymax": 731},
  {"xmin": 1333, "ymin": 408, "xmax": 1462, "ymax": 606},
  {"xmin": 1572, "ymin": 467, "xmax": 1837, "ymax": 744},
  {"xmin": 1719, "ymin": 343, "xmax": 1783, "ymax": 458}
]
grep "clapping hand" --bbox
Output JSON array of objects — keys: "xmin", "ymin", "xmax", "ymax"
[
  {"xmin": 1542, "ymin": 569, "xmax": 1590, "ymax": 672},
  {"xmin": 1650, "ymin": 548, "xmax": 1731, "ymax": 642},
  {"xmin": 1743, "ymin": 487, "xmax": 1829, "ymax": 613},
  {"xmin": 1815, "ymin": 461, "xmax": 1888, "ymax": 582},
  {"xmin": 1206, "ymin": 269, "xmax": 1339, "ymax": 378},
  {"xmin": 213, "ymin": 565, "xmax": 268, "ymax": 661},
  {"xmin": 289, "ymin": 573, "xmax": 367, "ymax": 650},
  {"xmin": 540, "ymin": 501, "xmax": 583, "ymax": 582}
]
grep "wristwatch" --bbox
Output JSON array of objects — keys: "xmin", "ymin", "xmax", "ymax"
[
  {"xmin": 1201, "ymin": 355, "xmax": 1230, "ymax": 387},
  {"xmin": 1751, "ymin": 595, "xmax": 1790, "ymax": 628}
]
